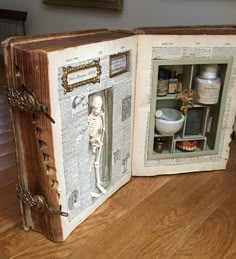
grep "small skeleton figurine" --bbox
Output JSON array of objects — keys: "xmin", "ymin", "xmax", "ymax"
[{"xmin": 88, "ymin": 94, "xmax": 106, "ymax": 197}]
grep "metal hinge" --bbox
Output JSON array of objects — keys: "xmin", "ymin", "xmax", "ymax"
[
  {"xmin": 5, "ymin": 86, "xmax": 55, "ymax": 123},
  {"xmin": 16, "ymin": 184, "xmax": 68, "ymax": 217}
]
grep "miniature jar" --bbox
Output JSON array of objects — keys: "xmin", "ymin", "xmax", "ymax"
[
  {"xmin": 194, "ymin": 64, "xmax": 221, "ymax": 105},
  {"xmin": 168, "ymin": 70, "xmax": 178, "ymax": 94},
  {"xmin": 154, "ymin": 138, "xmax": 164, "ymax": 153},
  {"xmin": 177, "ymin": 73, "xmax": 183, "ymax": 93},
  {"xmin": 157, "ymin": 69, "xmax": 168, "ymax": 96}
]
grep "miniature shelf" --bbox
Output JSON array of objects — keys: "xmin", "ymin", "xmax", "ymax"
[
  {"xmin": 148, "ymin": 58, "xmax": 232, "ymax": 160},
  {"xmin": 156, "ymin": 94, "xmax": 177, "ymax": 100}
]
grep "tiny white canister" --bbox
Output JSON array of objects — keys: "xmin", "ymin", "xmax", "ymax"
[{"xmin": 195, "ymin": 64, "xmax": 221, "ymax": 105}]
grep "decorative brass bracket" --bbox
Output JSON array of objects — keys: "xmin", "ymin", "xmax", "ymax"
[
  {"xmin": 5, "ymin": 86, "xmax": 55, "ymax": 123},
  {"xmin": 16, "ymin": 184, "xmax": 68, "ymax": 217}
]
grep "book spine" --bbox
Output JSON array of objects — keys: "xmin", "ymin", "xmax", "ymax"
[
  {"xmin": 3, "ymin": 40, "xmax": 64, "ymax": 241},
  {"xmin": 2, "ymin": 39, "xmax": 30, "ymax": 231}
]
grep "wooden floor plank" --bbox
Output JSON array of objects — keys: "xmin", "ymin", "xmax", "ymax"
[
  {"xmin": 89, "ymin": 171, "xmax": 236, "ymax": 259},
  {"xmin": 0, "ymin": 140, "xmax": 235, "ymax": 259},
  {"xmin": 0, "ymin": 156, "xmax": 235, "ymax": 258},
  {"xmin": 0, "ymin": 182, "xmax": 21, "ymax": 236},
  {"xmin": 0, "ymin": 175, "xmax": 174, "ymax": 258},
  {"xmin": 174, "ymin": 190, "xmax": 236, "ymax": 259},
  {"xmin": 0, "ymin": 170, "xmax": 216, "ymax": 259}
]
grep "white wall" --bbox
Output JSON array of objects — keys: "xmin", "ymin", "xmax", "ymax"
[{"xmin": 0, "ymin": 0, "xmax": 236, "ymax": 35}]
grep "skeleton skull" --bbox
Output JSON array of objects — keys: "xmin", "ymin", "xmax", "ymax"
[{"xmin": 89, "ymin": 95, "xmax": 102, "ymax": 115}]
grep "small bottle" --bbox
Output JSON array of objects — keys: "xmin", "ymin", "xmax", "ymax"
[
  {"xmin": 177, "ymin": 74, "xmax": 183, "ymax": 93},
  {"xmin": 168, "ymin": 70, "xmax": 178, "ymax": 94},
  {"xmin": 157, "ymin": 69, "xmax": 168, "ymax": 96},
  {"xmin": 154, "ymin": 138, "xmax": 164, "ymax": 153}
]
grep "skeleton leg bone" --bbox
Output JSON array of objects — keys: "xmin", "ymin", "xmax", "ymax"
[{"xmin": 94, "ymin": 146, "xmax": 106, "ymax": 194}]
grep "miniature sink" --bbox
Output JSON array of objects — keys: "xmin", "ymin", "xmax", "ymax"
[{"xmin": 155, "ymin": 108, "xmax": 185, "ymax": 135}]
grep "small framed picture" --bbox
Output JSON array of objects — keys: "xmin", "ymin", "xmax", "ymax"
[
  {"xmin": 185, "ymin": 107, "xmax": 204, "ymax": 135},
  {"xmin": 109, "ymin": 51, "xmax": 130, "ymax": 77},
  {"xmin": 61, "ymin": 59, "xmax": 101, "ymax": 93}
]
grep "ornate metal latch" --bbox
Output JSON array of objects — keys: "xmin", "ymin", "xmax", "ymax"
[
  {"xmin": 5, "ymin": 86, "xmax": 55, "ymax": 123},
  {"xmin": 16, "ymin": 184, "xmax": 68, "ymax": 217}
]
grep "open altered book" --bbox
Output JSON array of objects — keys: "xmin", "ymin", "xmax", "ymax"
[{"xmin": 2, "ymin": 26, "xmax": 236, "ymax": 241}]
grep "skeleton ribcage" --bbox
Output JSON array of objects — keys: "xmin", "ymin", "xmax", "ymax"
[{"xmin": 88, "ymin": 115, "xmax": 103, "ymax": 139}]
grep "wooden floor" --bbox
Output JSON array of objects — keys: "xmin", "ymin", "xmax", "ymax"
[
  {"xmin": 0, "ymin": 142, "xmax": 235, "ymax": 258},
  {"xmin": 1, "ymin": 59, "xmax": 236, "ymax": 258}
]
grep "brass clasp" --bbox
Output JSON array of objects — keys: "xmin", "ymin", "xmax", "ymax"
[
  {"xmin": 16, "ymin": 184, "xmax": 68, "ymax": 217},
  {"xmin": 5, "ymin": 86, "xmax": 55, "ymax": 123}
]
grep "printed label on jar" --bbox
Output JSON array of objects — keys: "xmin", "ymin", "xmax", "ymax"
[
  {"xmin": 168, "ymin": 79, "xmax": 178, "ymax": 94},
  {"xmin": 197, "ymin": 82, "xmax": 221, "ymax": 104},
  {"xmin": 168, "ymin": 83, "xmax": 178, "ymax": 93},
  {"xmin": 157, "ymin": 80, "xmax": 168, "ymax": 96}
]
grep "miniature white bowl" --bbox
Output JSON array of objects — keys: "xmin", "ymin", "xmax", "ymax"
[{"xmin": 155, "ymin": 108, "xmax": 185, "ymax": 135}]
